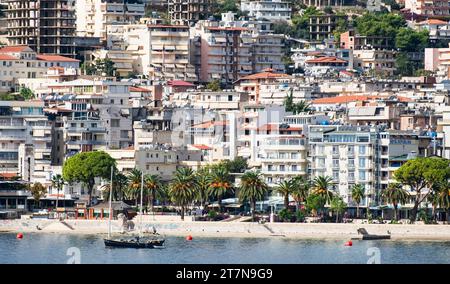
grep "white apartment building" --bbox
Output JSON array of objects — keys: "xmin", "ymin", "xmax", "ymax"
[
  {"xmin": 0, "ymin": 101, "xmax": 53, "ymax": 185},
  {"xmin": 258, "ymin": 135, "xmax": 308, "ymax": 187},
  {"xmin": 107, "ymin": 22, "xmax": 197, "ymax": 82},
  {"xmin": 353, "ymin": 49, "xmax": 396, "ymax": 76},
  {"xmin": 0, "ymin": 45, "xmax": 80, "ymax": 93},
  {"xmin": 438, "ymin": 106, "xmax": 450, "ymax": 159},
  {"xmin": 240, "ymin": 0, "xmax": 291, "ymax": 21},
  {"xmin": 43, "ymin": 78, "xmax": 133, "ymax": 162},
  {"xmin": 76, "ymin": 0, "xmax": 145, "ymax": 41},
  {"xmin": 171, "ymin": 90, "xmax": 248, "ymax": 110},
  {"xmin": 308, "ymin": 125, "xmax": 381, "ymax": 207}
]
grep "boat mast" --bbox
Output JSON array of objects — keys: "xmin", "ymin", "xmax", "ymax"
[
  {"xmin": 108, "ymin": 166, "xmax": 113, "ymax": 239},
  {"xmin": 139, "ymin": 172, "xmax": 144, "ymax": 236}
]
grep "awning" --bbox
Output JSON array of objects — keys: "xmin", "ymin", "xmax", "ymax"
[
  {"xmin": 127, "ymin": 45, "xmax": 139, "ymax": 51},
  {"xmin": 175, "ymin": 64, "xmax": 186, "ymax": 69},
  {"xmin": 164, "ymin": 46, "xmax": 175, "ymax": 51},
  {"xmin": 164, "ymin": 64, "xmax": 175, "ymax": 69}
]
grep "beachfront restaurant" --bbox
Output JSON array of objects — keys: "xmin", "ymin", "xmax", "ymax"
[
  {"xmin": 0, "ymin": 181, "xmax": 30, "ymax": 219},
  {"xmin": 75, "ymin": 201, "xmax": 133, "ymax": 220}
]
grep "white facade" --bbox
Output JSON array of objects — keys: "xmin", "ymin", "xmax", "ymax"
[{"xmin": 240, "ymin": 0, "xmax": 291, "ymax": 21}]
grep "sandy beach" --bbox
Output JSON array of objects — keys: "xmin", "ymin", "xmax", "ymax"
[{"xmin": 1, "ymin": 218, "xmax": 450, "ymax": 241}]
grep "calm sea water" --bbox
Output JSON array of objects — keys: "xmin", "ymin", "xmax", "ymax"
[{"xmin": 0, "ymin": 233, "xmax": 449, "ymax": 264}]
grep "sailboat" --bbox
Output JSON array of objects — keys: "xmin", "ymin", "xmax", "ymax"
[{"xmin": 104, "ymin": 167, "xmax": 165, "ymax": 249}]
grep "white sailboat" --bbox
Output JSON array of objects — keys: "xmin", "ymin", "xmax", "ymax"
[{"xmin": 104, "ymin": 168, "xmax": 165, "ymax": 248}]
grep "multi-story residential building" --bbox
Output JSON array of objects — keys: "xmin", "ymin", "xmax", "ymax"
[
  {"xmin": 87, "ymin": 49, "xmax": 134, "ymax": 78},
  {"xmin": 0, "ymin": 101, "xmax": 53, "ymax": 185},
  {"xmin": 75, "ymin": 0, "xmax": 145, "ymax": 42},
  {"xmin": 192, "ymin": 16, "xmax": 285, "ymax": 84},
  {"xmin": 416, "ymin": 19, "xmax": 450, "ymax": 42},
  {"xmin": 168, "ymin": 0, "xmax": 211, "ymax": 26},
  {"xmin": 353, "ymin": 49, "xmax": 396, "ymax": 76},
  {"xmin": 308, "ymin": 14, "xmax": 348, "ymax": 42},
  {"xmin": 107, "ymin": 22, "xmax": 197, "ymax": 82},
  {"xmin": 259, "ymin": 134, "xmax": 308, "ymax": 187},
  {"xmin": 308, "ymin": 125, "xmax": 382, "ymax": 207},
  {"xmin": 240, "ymin": 0, "xmax": 291, "ymax": 21},
  {"xmin": 424, "ymin": 44, "xmax": 450, "ymax": 79},
  {"xmin": 404, "ymin": 0, "xmax": 450, "ymax": 17},
  {"xmin": 300, "ymin": 0, "xmax": 356, "ymax": 7},
  {"xmin": 0, "ymin": 45, "xmax": 80, "ymax": 93},
  {"xmin": 347, "ymin": 102, "xmax": 405, "ymax": 130},
  {"xmin": 171, "ymin": 90, "xmax": 249, "ymax": 110},
  {"xmin": 43, "ymin": 78, "xmax": 133, "ymax": 162},
  {"xmin": 340, "ymin": 30, "xmax": 393, "ymax": 50},
  {"xmin": 438, "ymin": 106, "xmax": 450, "ymax": 159},
  {"xmin": 304, "ymin": 56, "xmax": 349, "ymax": 76},
  {"xmin": 7, "ymin": 0, "xmax": 76, "ymax": 57},
  {"xmin": 234, "ymin": 68, "xmax": 291, "ymax": 104}
]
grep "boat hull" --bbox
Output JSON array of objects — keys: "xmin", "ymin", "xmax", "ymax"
[{"xmin": 104, "ymin": 238, "xmax": 165, "ymax": 249}]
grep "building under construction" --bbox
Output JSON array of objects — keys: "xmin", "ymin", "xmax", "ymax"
[
  {"xmin": 168, "ymin": 0, "xmax": 212, "ymax": 26},
  {"xmin": 6, "ymin": 0, "xmax": 76, "ymax": 57}
]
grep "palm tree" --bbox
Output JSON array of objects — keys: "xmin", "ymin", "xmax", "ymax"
[
  {"xmin": 312, "ymin": 176, "xmax": 335, "ymax": 204},
  {"xmin": 293, "ymin": 100, "xmax": 312, "ymax": 114},
  {"xmin": 169, "ymin": 168, "xmax": 197, "ymax": 221},
  {"xmin": 51, "ymin": 174, "xmax": 65, "ymax": 210},
  {"xmin": 382, "ymin": 183, "xmax": 410, "ymax": 221},
  {"xmin": 208, "ymin": 166, "xmax": 233, "ymax": 212},
  {"xmin": 145, "ymin": 174, "xmax": 162, "ymax": 212},
  {"xmin": 195, "ymin": 168, "xmax": 212, "ymax": 208},
  {"xmin": 126, "ymin": 168, "xmax": 143, "ymax": 206},
  {"xmin": 435, "ymin": 181, "xmax": 450, "ymax": 224},
  {"xmin": 351, "ymin": 184, "xmax": 365, "ymax": 219},
  {"xmin": 238, "ymin": 171, "xmax": 269, "ymax": 221},
  {"xmin": 330, "ymin": 196, "xmax": 347, "ymax": 223},
  {"xmin": 101, "ymin": 172, "xmax": 128, "ymax": 201},
  {"xmin": 291, "ymin": 176, "xmax": 309, "ymax": 211},
  {"xmin": 275, "ymin": 180, "xmax": 294, "ymax": 210}
]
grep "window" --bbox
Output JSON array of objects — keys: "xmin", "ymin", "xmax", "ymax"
[
  {"xmin": 111, "ymin": 119, "xmax": 120, "ymax": 127},
  {"xmin": 333, "ymin": 170, "xmax": 339, "ymax": 180},
  {"xmin": 348, "ymin": 171, "xmax": 355, "ymax": 181},
  {"xmin": 332, "ymin": 146, "xmax": 339, "ymax": 154},
  {"xmin": 348, "ymin": 145, "xmax": 354, "ymax": 154},
  {"xmin": 359, "ymin": 145, "xmax": 366, "ymax": 155},
  {"xmin": 333, "ymin": 159, "xmax": 339, "ymax": 167},
  {"xmin": 359, "ymin": 157, "xmax": 366, "ymax": 168},
  {"xmin": 359, "ymin": 170, "xmax": 366, "ymax": 181},
  {"xmin": 279, "ymin": 165, "xmax": 285, "ymax": 172},
  {"xmin": 291, "ymin": 165, "xmax": 298, "ymax": 172},
  {"xmin": 268, "ymin": 165, "xmax": 274, "ymax": 171},
  {"xmin": 291, "ymin": 152, "xmax": 298, "ymax": 159},
  {"xmin": 318, "ymin": 158, "xmax": 325, "ymax": 167}
]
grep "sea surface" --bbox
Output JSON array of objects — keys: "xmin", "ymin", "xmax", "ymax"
[{"xmin": 0, "ymin": 233, "xmax": 449, "ymax": 264}]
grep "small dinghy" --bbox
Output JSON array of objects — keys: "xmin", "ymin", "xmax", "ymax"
[{"xmin": 104, "ymin": 237, "xmax": 165, "ymax": 249}]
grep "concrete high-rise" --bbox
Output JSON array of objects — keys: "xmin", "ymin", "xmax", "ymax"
[{"xmin": 6, "ymin": 0, "xmax": 76, "ymax": 57}]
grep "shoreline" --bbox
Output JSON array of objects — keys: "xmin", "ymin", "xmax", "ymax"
[{"xmin": 1, "ymin": 219, "xmax": 450, "ymax": 241}]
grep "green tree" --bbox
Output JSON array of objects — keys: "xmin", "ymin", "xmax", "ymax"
[
  {"xmin": 126, "ymin": 168, "xmax": 143, "ymax": 205},
  {"xmin": 311, "ymin": 176, "xmax": 335, "ymax": 204},
  {"xmin": 305, "ymin": 194, "xmax": 326, "ymax": 217},
  {"xmin": 206, "ymin": 80, "xmax": 221, "ymax": 91},
  {"xmin": 195, "ymin": 168, "xmax": 212, "ymax": 208},
  {"xmin": 293, "ymin": 100, "xmax": 312, "ymax": 114},
  {"xmin": 84, "ymin": 58, "xmax": 117, "ymax": 77},
  {"xmin": 29, "ymin": 182, "xmax": 47, "ymax": 209},
  {"xmin": 239, "ymin": 171, "xmax": 269, "ymax": 221},
  {"xmin": 62, "ymin": 151, "xmax": 117, "ymax": 207},
  {"xmin": 275, "ymin": 180, "xmax": 294, "ymax": 210},
  {"xmin": 208, "ymin": 166, "xmax": 233, "ymax": 212},
  {"xmin": 291, "ymin": 176, "xmax": 309, "ymax": 211},
  {"xmin": 169, "ymin": 168, "xmax": 197, "ymax": 221},
  {"xmin": 19, "ymin": 87, "xmax": 34, "ymax": 100},
  {"xmin": 145, "ymin": 174, "xmax": 163, "ymax": 212},
  {"xmin": 51, "ymin": 174, "xmax": 65, "ymax": 210},
  {"xmin": 222, "ymin": 157, "xmax": 248, "ymax": 173},
  {"xmin": 101, "ymin": 172, "xmax": 128, "ymax": 202},
  {"xmin": 351, "ymin": 184, "xmax": 365, "ymax": 218},
  {"xmin": 381, "ymin": 183, "xmax": 410, "ymax": 221},
  {"xmin": 330, "ymin": 195, "xmax": 347, "ymax": 223},
  {"xmin": 395, "ymin": 28, "xmax": 429, "ymax": 52},
  {"xmin": 393, "ymin": 157, "xmax": 450, "ymax": 223}
]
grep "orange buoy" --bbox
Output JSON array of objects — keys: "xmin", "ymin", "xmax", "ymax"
[
  {"xmin": 186, "ymin": 235, "xmax": 193, "ymax": 241},
  {"xmin": 16, "ymin": 233, "xmax": 23, "ymax": 239},
  {"xmin": 344, "ymin": 240, "xmax": 352, "ymax": 246}
]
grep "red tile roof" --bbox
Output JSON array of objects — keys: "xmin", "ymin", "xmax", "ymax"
[
  {"xmin": 167, "ymin": 80, "xmax": 194, "ymax": 87},
  {"xmin": 130, "ymin": 86, "xmax": 152, "ymax": 92},
  {"xmin": 0, "ymin": 54, "xmax": 17, "ymax": 60},
  {"xmin": 207, "ymin": 27, "xmax": 248, "ymax": 31},
  {"xmin": 418, "ymin": 19, "xmax": 448, "ymax": 25},
  {"xmin": 36, "ymin": 55, "xmax": 80, "ymax": 62},
  {"xmin": 306, "ymin": 56, "xmax": 347, "ymax": 64},
  {"xmin": 0, "ymin": 173, "xmax": 17, "ymax": 179},
  {"xmin": 312, "ymin": 95, "xmax": 412, "ymax": 104},
  {"xmin": 0, "ymin": 45, "xmax": 30, "ymax": 53},
  {"xmin": 239, "ymin": 70, "xmax": 290, "ymax": 81},
  {"xmin": 192, "ymin": 120, "xmax": 228, "ymax": 129},
  {"xmin": 191, "ymin": 144, "xmax": 212, "ymax": 150}
]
